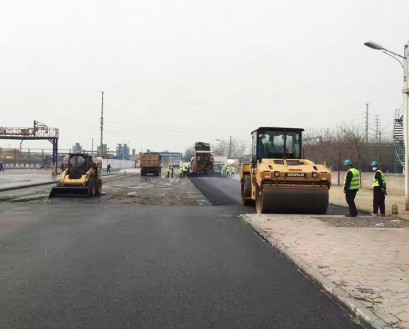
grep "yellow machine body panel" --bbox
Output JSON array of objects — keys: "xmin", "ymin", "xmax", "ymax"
[
  {"xmin": 240, "ymin": 127, "xmax": 331, "ymax": 214},
  {"xmin": 49, "ymin": 154, "xmax": 102, "ymax": 198}
]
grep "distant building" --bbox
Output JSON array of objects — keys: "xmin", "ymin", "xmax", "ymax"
[
  {"xmin": 115, "ymin": 144, "xmax": 130, "ymax": 160},
  {"xmin": 160, "ymin": 152, "xmax": 183, "ymax": 164},
  {"xmin": 72, "ymin": 143, "xmax": 82, "ymax": 153}
]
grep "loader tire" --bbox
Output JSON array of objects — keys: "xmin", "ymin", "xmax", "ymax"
[
  {"xmin": 88, "ymin": 182, "xmax": 95, "ymax": 197},
  {"xmin": 95, "ymin": 180, "xmax": 102, "ymax": 196}
]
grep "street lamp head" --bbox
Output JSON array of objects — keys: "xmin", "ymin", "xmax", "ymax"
[
  {"xmin": 215, "ymin": 139, "xmax": 221, "ymax": 142},
  {"xmin": 364, "ymin": 41, "xmax": 384, "ymax": 50}
]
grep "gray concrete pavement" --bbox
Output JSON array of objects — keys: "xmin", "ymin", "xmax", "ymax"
[
  {"xmin": 0, "ymin": 203, "xmax": 363, "ymax": 329},
  {"xmin": 0, "ymin": 168, "xmax": 139, "ymax": 192},
  {"xmin": 0, "ymin": 169, "xmax": 59, "ymax": 191},
  {"xmin": 244, "ymin": 214, "xmax": 409, "ymax": 329}
]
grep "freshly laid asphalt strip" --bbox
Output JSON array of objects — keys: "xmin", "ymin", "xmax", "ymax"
[
  {"xmin": 0, "ymin": 204, "xmax": 362, "ymax": 329},
  {"xmin": 189, "ymin": 176, "xmax": 353, "ymax": 215},
  {"xmin": 188, "ymin": 176, "xmax": 243, "ymax": 206}
]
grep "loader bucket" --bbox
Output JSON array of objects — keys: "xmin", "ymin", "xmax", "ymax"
[{"xmin": 49, "ymin": 186, "xmax": 90, "ymax": 198}]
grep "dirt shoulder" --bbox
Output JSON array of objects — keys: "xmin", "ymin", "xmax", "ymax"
[{"xmin": 330, "ymin": 184, "xmax": 409, "ymax": 220}]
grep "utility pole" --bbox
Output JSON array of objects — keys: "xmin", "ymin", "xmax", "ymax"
[
  {"xmin": 404, "ymin": 43, "xmax": 409, "ymax": 210},
  {"xmin": 378, "ymin": 123, "xmax": 382, "ymax": 162},
  {"xmin": 375, "ymin": 115, "xmax": 381, "ymax": 162},
  {"xmin": 229, "ymin": 136, "xmax": 232, "ymax": 158},
  {"xmin": 365, "ymin": 103, "xmax": 369, "ymax": 142},
  {"xmin": 100, "ymin": 91, "xmax": 104, "ymax": 157},
  {"xmin": 92, "ymin": 138, "xmax": 94, "ymax": 155}
]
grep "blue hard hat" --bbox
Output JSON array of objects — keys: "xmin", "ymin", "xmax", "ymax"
[
  {"xmin": 344, "ymin": 159, "xmax": 353, "ymax": 166},
  {"xmin": 371, "ymin": 161, "xmax": 380, "ymax": 167}
]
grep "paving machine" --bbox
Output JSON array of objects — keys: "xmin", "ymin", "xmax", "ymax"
[
  {"xmin": 240, "ymin": 127, "xmax": 331, "ymax": 214},
  {"xmin": 189, "ymin": 142, "xmax": 214, "ymax": 175},
  {"xmin": 49, "ymin": 153, "xmax": 102, "ymax": 198}
]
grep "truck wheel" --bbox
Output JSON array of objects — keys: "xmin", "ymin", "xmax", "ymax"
[{"xmin": 141, "ymin": 169, "xmax": 145, "ymax": 176}]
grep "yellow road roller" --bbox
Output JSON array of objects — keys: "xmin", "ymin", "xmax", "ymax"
[
  {"xmin": 240, "ymin": 127, "xmax": 331, "ymax": 214},
  {"xmin": 49, "ymin": 153, "xmax": 102, "ymax": 198}
]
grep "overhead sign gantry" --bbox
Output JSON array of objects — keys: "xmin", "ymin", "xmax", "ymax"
[{"xmin": 0, "ymin": 121, "xmax": 59, "ymax": 167}]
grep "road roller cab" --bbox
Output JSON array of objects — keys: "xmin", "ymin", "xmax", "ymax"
[{"xmin": 240, "ymin": 127, "xmax": 331, "ymax": 214}]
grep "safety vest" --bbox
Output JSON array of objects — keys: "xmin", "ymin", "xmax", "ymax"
[
  {"xmin": 344, "ymin": 168, "xmax": 360, "ymax": 190},
  {"xmin": 373, "ymin": 170, "xmax": 386, "ymax": 188}
]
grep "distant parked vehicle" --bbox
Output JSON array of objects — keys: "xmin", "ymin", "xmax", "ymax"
[{"xmin": 140, "ymin": 152, "xmax": 162, "ymax": 176}]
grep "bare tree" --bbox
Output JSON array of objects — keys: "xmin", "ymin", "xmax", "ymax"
[
  {"xmin": 184, "ymin": 146, "xmax": 195, "ymax": 161},
  {"xmin": 214, "ymin": 138, "xmax": 250, "ymax": 159}
]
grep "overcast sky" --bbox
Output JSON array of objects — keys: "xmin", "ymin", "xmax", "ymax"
[{"xmin": 1, "ymin": 0, "xmax": 408, "ymax": 153}]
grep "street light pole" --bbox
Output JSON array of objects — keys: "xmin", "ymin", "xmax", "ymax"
[
  {"xmin": 364, "ymin": 40, "xmax": 409, "ymax": 210},
  {"xmin": 403, "ymin": 43, "xmax": 409, "ymax": 210}
]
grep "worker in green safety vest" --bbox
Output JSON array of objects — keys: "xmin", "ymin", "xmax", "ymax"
[
  {"xmin": 343, "ymin": 159, "xmax": 360, "ymax": 217},
  {"xmin": 183, "ymin": 166, "xmax": 188, "ymax": 177},
  {"xmin": 221, "ymin": 164, "xmax": 226, "ymax": 177},
  {"xmin": 371, "ymin": 161, "xmax": 386, "ymax": 217}
]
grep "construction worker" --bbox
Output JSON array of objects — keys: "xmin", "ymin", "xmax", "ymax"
[
  {"xmin": 230, "ymin": 166, "xmax": 235, "ymax": 178},
  {"xmin": 226, "ymin": 166, "xmax": 232, "ymax": 178},
  {"xmin": 371, "ymin": 161, "xmax": 386, "ymax": 217},
  {"xmin": 343, "ymin": 160, "xmax": 360, "ymax": 217}
]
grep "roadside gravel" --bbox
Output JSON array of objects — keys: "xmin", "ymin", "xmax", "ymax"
[
  {"xmin": 103, "ymin": 175, "xmax": 211, "ymax": 206},
  {"xmin": 314, "ymin": 216, "xmax": 408, "ymax": 228}
]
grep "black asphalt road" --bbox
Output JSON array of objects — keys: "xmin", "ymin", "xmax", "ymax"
[
  {"xmin": 0, "ymin": 203, "xmax": 362, "ymax": 329},
  {"xmin": 189, "ymin": 176, "xmax": 350, "ymax": 215}
]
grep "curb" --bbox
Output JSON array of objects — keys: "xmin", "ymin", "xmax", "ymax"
[
  {"xmin": 244, "ymin": 217, "xmax": 392, "ymax": 329},
  {"xmin": 0, "ymin": 173, "xmax": 127, "ymax": 193},
  {"xmin": 0, "ymin": 181, "xmax": 57, "ymax": 193}
]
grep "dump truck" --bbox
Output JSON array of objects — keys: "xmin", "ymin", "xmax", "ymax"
[
  {"xmin": 140, "ymin": 152, "xmax": 161, "ymax": 176},
  {"xmin": 189, "ymin": 142, "xmax": 214, "ymax": 175},
  {"xmin": 240, "ymin": 127, "xmax": 331, "ymax": 214},
  {"xmin": 49, "ymin": 153, "xmax": 102, "ymax": 198}
]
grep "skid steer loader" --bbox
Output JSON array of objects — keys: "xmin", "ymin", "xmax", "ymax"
[
  {"xmin": 240, "ymin": 127, "xmax": 331, "ymax": 214},
  {"xmin": 49, "ymin": 153, "xmax": 102, "ymax": 198}
]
